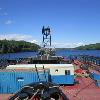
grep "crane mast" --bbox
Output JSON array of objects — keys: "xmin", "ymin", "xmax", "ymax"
[{"xmin": 42, "ymin": 26, "xmax": 51, "ymax": 48}]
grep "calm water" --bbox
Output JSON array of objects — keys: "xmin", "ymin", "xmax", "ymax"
[
  {"xmin": 0, "ymin": 50, "xmax": 100, "ymax": 60},
  {"xmin": 56, "ymin": 50, "xmax": 100, "ymax": 57}
]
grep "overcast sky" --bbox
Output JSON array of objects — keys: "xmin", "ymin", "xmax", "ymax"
[{"xmin": 0, "ymin": 0, "xmax": 100, "ymax": 48}]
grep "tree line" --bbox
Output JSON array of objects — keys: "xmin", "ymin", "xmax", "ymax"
[
  {"xmin": 75, "ymin": 43, "xmax": 100, "ymax": 50},
  {"xmin": 0, "ymin": 40, "xmax": 40, "ymax": 54}
]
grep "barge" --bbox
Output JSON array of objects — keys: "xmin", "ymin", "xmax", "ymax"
[{"xmin": 0, "ymin": 26, "xmax": 100, "ymax": 100}]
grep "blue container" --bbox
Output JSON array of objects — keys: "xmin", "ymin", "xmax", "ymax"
[
  {"xmin": 96, "ymin": 82, "xmax": 100, "ymax": 87},
  {"xmin": 95, "ymin": 81, "xmax": 100, "ymax": 87},
  {"xmin": 0, "ymin": 71, "xmax": 49, "ymax": 93},
  {"xmin": 90, "ymin": 72, "xmax": 100, "ymax": 80},
  {"xmin": 51, "ymin": 75, "xmax": 74, "ymax": 84},
  {"xmin": 90, "ymin": 72, "xmax": 100, "ymax": 87}
]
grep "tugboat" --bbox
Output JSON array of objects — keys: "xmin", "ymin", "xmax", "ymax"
[
  {"xmin": 0, "ymin": 26, "xmax": 74, "ymax": 100},
  {"xmin": 0, "ymin": 27, "xmax": 100, "ymax": 100}
]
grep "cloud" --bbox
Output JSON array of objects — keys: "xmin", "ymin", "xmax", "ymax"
[
  {"xmin": 5, "ymin": 20, "xmax": 13, "ymax": 25},
  {"xmin": 30, "ymin": 40, "xmax": 38, "ymax": 44},
  {"xmin": 0, "ymin": 34, "xmax": 84, "ymax": 48},
  {"xmin": 3, "ymin": 12, "xmax": 8, "ymax": 15},
  {"xmin": 0, "ymin": 12, "xmax": 8, "ymax": 16},
  {"xmin": 0, "ymin": 7, "xmax": 8, "ymax": 16},
  {"xmin": 52, "ymin": 42, "xmax": 84, "ymax": 48},
  {"xmin": 0, "ymin": 34, "xmax": 38, "ymax": 44}
]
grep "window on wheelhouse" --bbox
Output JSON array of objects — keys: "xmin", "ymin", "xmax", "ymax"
[{"xmin": 65, "ymin": 70, "xmax": 70, "ymax": 75}]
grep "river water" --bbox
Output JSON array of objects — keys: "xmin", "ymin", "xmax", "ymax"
[{"xmin": 0, "ymin": 50, "xmax": 100, "ymax": 60}]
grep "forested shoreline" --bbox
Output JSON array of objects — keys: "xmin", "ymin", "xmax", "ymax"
[
  {"xmin": 0, "ymin": 40, "xmax": 40, "ymax": 54},
  {"xmin": 75, "ymin": 43, "xmax": 100, "ymax": 50},
  {"xmin": 0, "ymin": 40, "xmax": 100, "ymax": 54},
  {"xmin": 56, "ymin": 43, "xmax": 100, "ymax": 50}
]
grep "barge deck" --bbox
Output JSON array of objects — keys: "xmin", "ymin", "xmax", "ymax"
[{"xmin": 0, "ymin": 77, "xmax": 100, "ymax": 100}]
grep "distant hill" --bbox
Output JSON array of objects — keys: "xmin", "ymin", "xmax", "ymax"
[
  {"xmin": 55, "ymin": 48, "xmax": 73, "ymax": 50},
  {"xmin": 75, "ymin": 43, "xmax": 100, "ymax": 50},
  {"xmin": 56, "ymin": 43, "xmax": 100, "ymax": 50},
  {"xmin": 0, "ymin": 40, "xmax": 40, "ymax": 53}
]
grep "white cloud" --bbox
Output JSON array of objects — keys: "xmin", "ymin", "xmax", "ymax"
[
  {"xmin": 0, "ymin": 8, "xmax": 8, "ymax": 16},
  {"xmin": 52, "ymin": 42, "xmax": 84, "ymax": 48},
  {"xmin": 0, "ymin": 12, "xmax": 8, "ymax": 16},
  {"xmin": 5, "ymin": 20, "xmax": 13, "ymax": 25},
  {"xmin": 3, "ymin": 12, "xmax": 8, "ymax": 15},
  {"xmin": 30, "ymin": 40, "xmax": 38, "ymax": 44},
  {"xmin": 0, "ymin": 34, "xmax": 84, "ymax": 48},
  {"xmin": 0, "ymin": 34, "xmax": 39, "ymax": 44}
]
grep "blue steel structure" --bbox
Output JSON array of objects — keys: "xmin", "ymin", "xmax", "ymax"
[
  {"xmin": 0, "ymin": 70, "xmax": 74, "ymax": 93},
  {"xmin": 90, "ymin": 72, "xmax": 100, "ymax": 87},
  {"xmin": 0, "ymin": 71, "xmax": 49, "ymax": 93},
  {"xmin": 51, "ymin": 75, "xmax": 74, "ymax": 84}
]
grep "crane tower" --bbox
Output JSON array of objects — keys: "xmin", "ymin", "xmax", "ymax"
[{"xmin": 42, "ymin": 26, "xmax": 51, "ymax": 48}]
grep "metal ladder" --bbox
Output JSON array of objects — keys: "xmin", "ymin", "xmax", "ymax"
[{"xmin": 35, "ymin": 64, "xmax": 47, "ymax": 82}]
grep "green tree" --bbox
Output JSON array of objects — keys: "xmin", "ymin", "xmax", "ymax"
[{"xmin": 0, "ymin": 40, "xmax": 40, "ymax": 54}]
